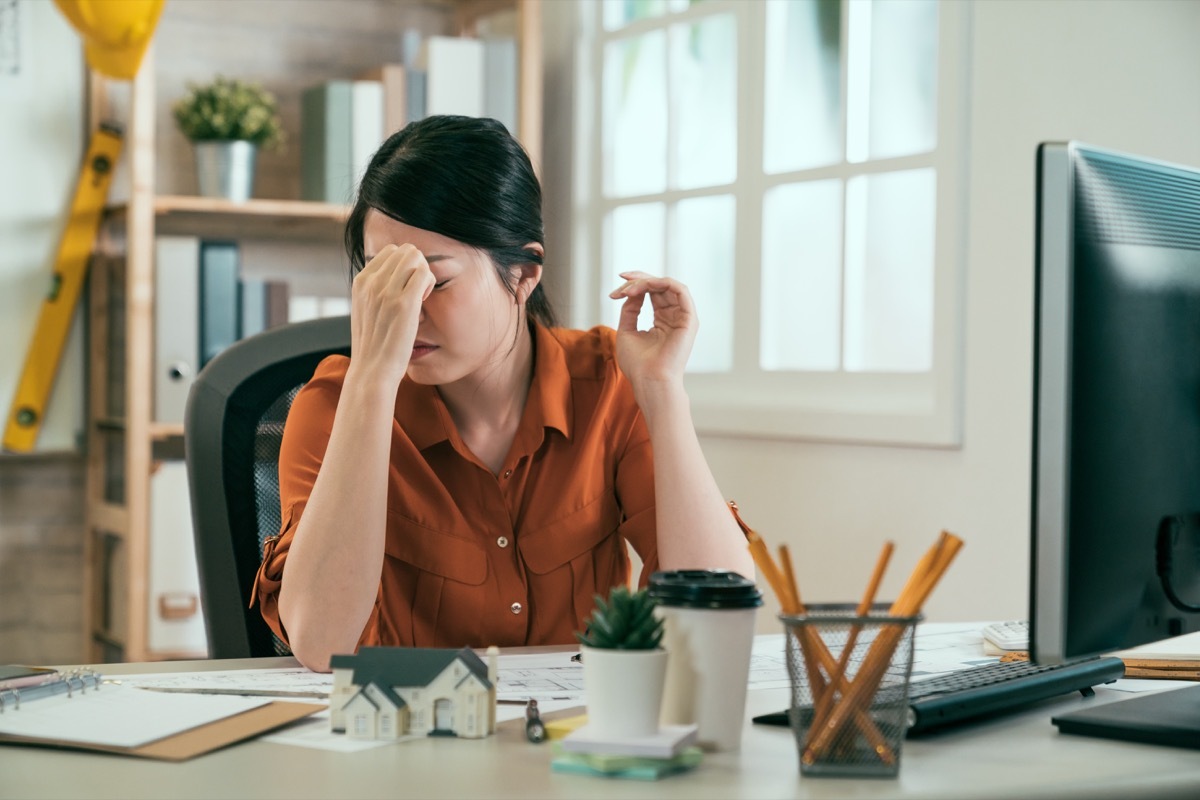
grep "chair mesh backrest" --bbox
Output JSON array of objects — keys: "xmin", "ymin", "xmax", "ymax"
[
  {"xmin": 190, "ymin": 315, "xmax": 351, "ymax": 659},
  {"xmin": 248, "ymin": 384, "xmax": 305, "ymax": 656}
]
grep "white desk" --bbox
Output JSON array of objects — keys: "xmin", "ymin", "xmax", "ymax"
[{"xmin": 3, "ymin": 651, "xmax": 1199, "ymax": 800}]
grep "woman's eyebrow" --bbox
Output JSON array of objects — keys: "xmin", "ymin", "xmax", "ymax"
[{"xmin": 362, "ymin": 253, "xmax": 453, "ymax": 263}]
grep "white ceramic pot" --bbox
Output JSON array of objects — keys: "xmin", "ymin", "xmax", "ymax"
[{"xmin": 580, "ymin": 646, "xmax": 668, "ymax": 739}]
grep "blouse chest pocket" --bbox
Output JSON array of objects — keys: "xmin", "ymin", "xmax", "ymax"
[
  {"xmin": 517, "ymin": 491, "xmax": 622, "ymax": 575},
  {"xmin": 384, "ymin": 513, "xmax": 488, "ymax": 585}
]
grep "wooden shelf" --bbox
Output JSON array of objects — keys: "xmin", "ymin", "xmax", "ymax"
[
  {"xmin": 148, "ymin": 422, "xmax": 186, "ymax": 441},
  {"xmin": 104, "ymin": 196, "xmax": 351, "ymax": 243}
]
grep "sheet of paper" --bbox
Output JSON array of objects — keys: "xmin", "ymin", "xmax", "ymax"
[
  {"xmin": 495, "ymin": 654, "xmax": 583, "ymax": 701},
  {"xmin": 0, "ymin": 684, "xmax": 269, "ymax": 748},
  {"xmin": 1111, "ymin": 630, "xmax": 1200, "ymax": 661},
  {"xmin": 909, "ymin": 621, "xmax": 1000, "ymax": 680},
  {"xmin": 123, "ymin": 667, "xmax": 334, "ymax": 697}
]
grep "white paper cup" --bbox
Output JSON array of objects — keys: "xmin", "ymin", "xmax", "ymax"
[{"xmin": 649, "ymin": 570, "xmax": 762, "ymax": 751}]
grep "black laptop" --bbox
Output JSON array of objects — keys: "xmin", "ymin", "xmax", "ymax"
[{"xmin": 1052, "ymin": 684, "xmax": 1200, "ymax": 749}]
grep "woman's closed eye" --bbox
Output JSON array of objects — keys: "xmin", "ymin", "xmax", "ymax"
[{"xmin": 433, "ymin": 279, "xmax": 451, "ymax": 290}]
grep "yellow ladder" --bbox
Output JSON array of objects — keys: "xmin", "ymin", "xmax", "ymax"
[{"xmin": 3, "ymin": 123, "xmax": 123, "ymax": 452}]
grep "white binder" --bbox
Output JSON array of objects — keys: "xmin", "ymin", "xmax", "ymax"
[
  {"xmin": 148, "ymin": 460, "xmax": 208, "ymax": 655},
  {"xmin": 153, "ymin": 236, "xmax": 200, "ymax": 423}
]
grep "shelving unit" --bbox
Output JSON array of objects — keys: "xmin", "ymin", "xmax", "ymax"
[{"xmin": 83, "ymin": 0, "xmax": 543, "ymax": 663}]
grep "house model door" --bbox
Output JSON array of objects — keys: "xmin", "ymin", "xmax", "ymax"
[{"xmin": 434, "ymin": 699, "xmax": 453, "ymax": 731}]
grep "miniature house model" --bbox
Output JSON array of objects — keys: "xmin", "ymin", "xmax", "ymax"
[{"xmin": 329, "ymin": 646, "xmax": 498, "ymax": 741}]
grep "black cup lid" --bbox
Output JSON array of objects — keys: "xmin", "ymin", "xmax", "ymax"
[{"xmin": 647, "ymin": 570, "xmax": 763, "ymax": 609}]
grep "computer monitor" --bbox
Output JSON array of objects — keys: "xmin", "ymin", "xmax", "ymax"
[{"xmin": 1031, "ymin": 141, "xmax": 1200, "ymax": 665}]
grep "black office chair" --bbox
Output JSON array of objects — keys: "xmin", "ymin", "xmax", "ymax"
[{"xmin": 185, "ymin": 315, "xmax": 351, "ymax": 659}]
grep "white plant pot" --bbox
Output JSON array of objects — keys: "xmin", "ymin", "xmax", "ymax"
[{"xmin": 580, "ymin": 646, "xmax": 668, "ymax": 739}]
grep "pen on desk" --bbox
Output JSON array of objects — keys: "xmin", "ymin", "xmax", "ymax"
[
  {"xmin": 135, "ymin": 686, "xmax": 330, "ymax": 699},
  {"xmin": 497, "ymin": 696, "xmax": 574, "ymax": 705}
]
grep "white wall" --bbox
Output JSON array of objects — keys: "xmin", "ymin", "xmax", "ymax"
[
  {"xmin": 545, "ymin": 0, "xmax": 1200, "ymax": 626},
  {"xmin": 0, "ymin": 1, "xmax": 84, "ymax": 452}
]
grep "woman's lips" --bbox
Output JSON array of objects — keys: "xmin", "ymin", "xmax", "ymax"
[{"xmin": 411, "ymin": 342, "xmax": 438, "ymax": 360}]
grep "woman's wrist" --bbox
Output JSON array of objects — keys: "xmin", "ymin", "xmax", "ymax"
[
  {"xmin": 342, "ymin": 365, "xmax": 405, "ymax": 410},
  {"xmin": 633, "ymin": 377, "xmax": 690, "ymax": 429}
]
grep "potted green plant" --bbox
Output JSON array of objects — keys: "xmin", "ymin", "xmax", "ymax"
[
  {"xmin": 575, "ymin": 585, "xmax": 667, "ymax": 739},
  {"xmin": 172, "ymin": 75, "xmax": 283, "ymax": 202}
]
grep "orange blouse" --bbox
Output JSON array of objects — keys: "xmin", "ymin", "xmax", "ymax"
[{"xmin": 251, "ymin": 324, "xmax": 659, "ymax": 650}]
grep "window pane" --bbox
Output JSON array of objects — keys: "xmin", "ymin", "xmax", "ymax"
[
  {"xmin": 860, "ymin": 0, "xmax": 938, "ymax": 160},
  {"xmin": 843, "ymin": 168, "xmax": 935, "ymax": 372},
  {"xmin": 606, "ymin": 203, "xmax": 665, "ymax": 332},
  {"xmin": 763, "ymin": 0, "xmax": 843, "ymax": 174},
  {"xmin": 603, "ymin": 0, "xmax": 669, "ymax": 30},
  {"xmin": 761, "ymin": 180, "xmax": 843, "ymax": 371},
  {"xmin": 603, "ymin": 32, "xmax": 668, "ymax": 197},
  {"xmin": 672, "ymin": 14, "xmax": 736, "ymax": 189},
  {"xmin": 671, "ymin": 195, "xmax": 734, "ymax": 372}
]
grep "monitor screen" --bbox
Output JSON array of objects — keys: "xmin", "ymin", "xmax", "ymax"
[{"xmin": 1031, "ymin": 141, "xmax": 1200, "ymax": 665}]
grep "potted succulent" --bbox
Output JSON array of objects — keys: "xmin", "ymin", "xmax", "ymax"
[
  {"xmin": 172, "ymin": 75, "xmax": 283, "ymax": 202},
  {"xmin": 575, "ymin": 585, "xmax": 667, "ymax": 739}
]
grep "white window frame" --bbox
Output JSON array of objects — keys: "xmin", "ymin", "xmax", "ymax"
[{"xmin": 571, "ymin": 0, "xmax": 972, "ymax": 447}]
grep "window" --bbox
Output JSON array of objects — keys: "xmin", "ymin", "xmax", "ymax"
[{"xmin": 576, "ymin": 0, "xmax": 969, "ymax": 445}]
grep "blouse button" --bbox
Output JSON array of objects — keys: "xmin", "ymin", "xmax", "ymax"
[
  {"xmin": 510, "ymin": 602, "xmax": 523, "ymax": 615},
  {"xmin": 497, "ymin": 536, "xmax": 509, "ymax": 548},
  {"xmin": 502, "ymin": 469, "xmax": 513, "ymax": 479}
]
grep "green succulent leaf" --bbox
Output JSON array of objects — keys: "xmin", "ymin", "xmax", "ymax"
[{"xmin": 574, "ymin": 585, "xmax": 663, "ymax": 650}]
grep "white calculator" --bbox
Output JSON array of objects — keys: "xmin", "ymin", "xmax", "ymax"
[{"xmin": 981, "ymin": 620, "xmax": 1029, "ymax": 651}]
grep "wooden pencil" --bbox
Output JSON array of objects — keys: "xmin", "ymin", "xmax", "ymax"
[{"xmin": 803, "ymin": 532, "xmax": 963, "ymax": 764}]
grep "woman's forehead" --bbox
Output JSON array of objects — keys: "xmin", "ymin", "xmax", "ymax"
[{"xmin": 363, "ymin": 209, "xmax": 466, "ymax": 256}]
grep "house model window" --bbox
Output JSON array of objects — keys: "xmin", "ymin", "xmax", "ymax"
[{"xmin": 329, "ymin": 646, "xmax": 499, "ymax": 741}]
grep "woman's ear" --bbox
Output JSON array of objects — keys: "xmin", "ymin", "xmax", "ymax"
[{"xmin": 514, "ymin": 243, "xmax": 544, "ymax": 304}]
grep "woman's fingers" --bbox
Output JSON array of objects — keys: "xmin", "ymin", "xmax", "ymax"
[
  {"xmin": 616, "ymin": 292, "xmax": 647, "ymax": 332},
  {"xmin": 355, "ymin": 244, "xmax": 434, "ymax": 308},
  {"xmin": 609, "ymin": 272, "xmax": 696, "ymax": 327}
]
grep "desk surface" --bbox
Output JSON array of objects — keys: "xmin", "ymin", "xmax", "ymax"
[{"xmin": 2, "ymin": 655, "xmax": 1199, "ymax": 800}]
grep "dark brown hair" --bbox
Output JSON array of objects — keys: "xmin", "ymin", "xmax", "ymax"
[{"xmin": 344, "ymin": 115, "xmax": 557, "ymax": 328}]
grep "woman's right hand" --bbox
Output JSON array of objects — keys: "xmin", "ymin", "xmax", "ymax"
[{"xmin": 348, "ymin": 244, "xmax": 436, "ymax": 390}]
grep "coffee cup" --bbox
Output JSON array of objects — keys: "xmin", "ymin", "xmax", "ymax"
[{"xmin": 648, "ymin": 569, "xmax": 763, "ymax": 751}]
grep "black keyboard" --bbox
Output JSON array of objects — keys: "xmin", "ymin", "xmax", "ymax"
[{"xmin": 752, "ymin": 656, "xmax": 1127, "ymax": 736}]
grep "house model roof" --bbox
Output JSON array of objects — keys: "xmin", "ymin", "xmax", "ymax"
[{"xmin": 331, "ymin": 646, "xmax": 493, "ymax": 690}]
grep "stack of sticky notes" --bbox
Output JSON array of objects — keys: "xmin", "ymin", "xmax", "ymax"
[{"xmin": 551, "ymin": 724, "xmax": 701, "ymax": 780}]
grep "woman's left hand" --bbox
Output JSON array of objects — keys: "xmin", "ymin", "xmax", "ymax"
[{"xmin": 610, "ymin": 271, "xmax": 697, "ymax": 390}]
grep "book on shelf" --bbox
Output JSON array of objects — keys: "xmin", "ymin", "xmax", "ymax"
[
  {"xmin": 482, "ymin": 36, "xmax": 518, "ymax": 134},
  {"xmin": 0, "ymin": 669, "xmax": 320, "ymax": 761},
  {"xmin": 288, "ymin": 295, "xmax": 351, "ymax": 324},
  {"xmin": 351, "ymin": 80, "xmax": 384, "ymax": 189},
  {"xmin": 199, "ymin": 241, "xmax": 240, "ymax": 370},
  {"xmin": 240, "ymin": 278, "xmax": 290, "ymax": 339},
  {"xmin": 300, "ymin": 79, "xmax": 388, "ymax": 204},
  {"xmin": 357, "ymin": 63, "xmax": 427, "ymax": 138},
  {"xmin": 418, "ymin": 36, "xmax": 485, "ymax": 118},
  {"xmin": 156, "ymin": 238, "xmax": 291, "ymax": 422}
]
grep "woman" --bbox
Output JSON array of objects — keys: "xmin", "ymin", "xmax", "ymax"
[{"xmin": 253, "ymin": 116, "xmax": 754, "ymax": 672}]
